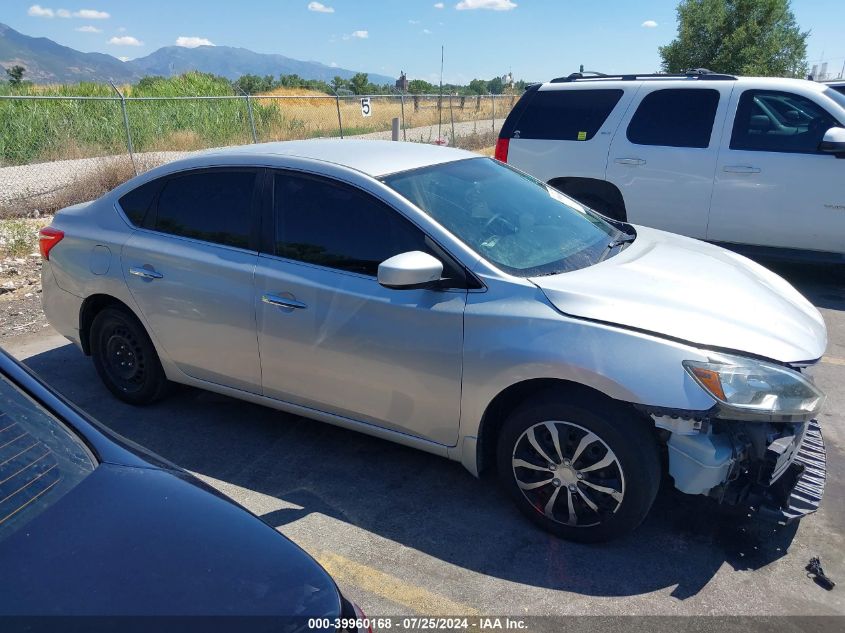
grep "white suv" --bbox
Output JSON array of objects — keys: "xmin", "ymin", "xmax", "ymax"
[{"xmin": 496, "ymin": 71, "xmax": 845, "ymax": 262}]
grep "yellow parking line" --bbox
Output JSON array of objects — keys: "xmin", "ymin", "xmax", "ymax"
[
  {"xmin": 821, "ymin": 356, "xmax": 845, "ymax": 366},
  {"xmin": 314, "ymin": 550, "xmax": 479, "ymax": 616}
]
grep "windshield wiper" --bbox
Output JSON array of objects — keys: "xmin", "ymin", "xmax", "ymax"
[{"xmin": 595, "ymin": 233, "xmax": 636, "ymax": 263}]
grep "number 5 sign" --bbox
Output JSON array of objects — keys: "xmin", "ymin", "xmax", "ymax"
[{"xmin": 360, "ymin": 97, "xmax": 372, "ymax": 117}]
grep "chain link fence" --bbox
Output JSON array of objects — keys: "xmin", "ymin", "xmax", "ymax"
[{"xmin": 0, "ymin": 92, "xmax": 516, "ymax": 218}]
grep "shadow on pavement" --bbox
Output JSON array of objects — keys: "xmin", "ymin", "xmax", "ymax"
[
  {"xmin": 22, "ymin": 342, "xmax": 804, "ymax": 601},
  {"xmin": 746, "ymin": 259, "xmax": 845, "ymax": 311}
]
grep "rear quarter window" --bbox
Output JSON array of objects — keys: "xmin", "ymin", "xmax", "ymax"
[
  {"xmin": 118, "ymin": 179, "xmax": 161, "ymax": 226},
  {"xmin": 510, "ymin": 89, "xmax": 624, "ymax": 141}
]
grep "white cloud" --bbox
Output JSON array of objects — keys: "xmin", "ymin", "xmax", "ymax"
[
  {"xmin": 175, "ymin": 36, "xmax": 214, "ymax": 48},
  {"xmin": 641, "ymin": 20, "xmax": 658, "ymax": 28},
  {"xmin": 108, "ymin": 35, "xmax": 143, "ymax": 46},
  {"xmin": 422, "ymin": 28, "xmax": 432, "ymax": 34},
  {"xmin": 75, "ymin": 25, "xmax": 101, "ymax": 32},
  {"xmin": 307, "ymin": 2, "xmax": 334, "ymax": 13},
  {"xmin": 74, "ymin": 9, "xmax": 110, "ymax": 19},
  {"xmin": 56, "ymin": 9, "xmax": 71, "ymax": 18},
  {"xmin": 350, "ymin": 30, "xmax": 368, "ymax": 39},
  {"xmin": 329, "ymin": 61, "xmax": 338, "ymax": 67},
  {"xmin": 116, "ymin": 26, "xmax": 126, "ymax": 32},
  {"xmin": 409, "ymin": 19, "xmax": 420, "ymax": 24},
  {"xmin": 433, "ymin": 2, "xmax": 444, "ymax": 8},
  {"xmin": 27, "ymin": 5, "xmax": 54, "ymax": 17},
  {"xmin": 455, "ymin": 0, "xmax": 517, "ymax": 10},
  {"xmin": 118, "ymin": 56, "xmax": 130, "ymax": 62}
]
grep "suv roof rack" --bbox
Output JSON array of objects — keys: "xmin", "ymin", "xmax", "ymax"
[{"xmin": 550, "ymin": 68, "xmax": 737, "ymax": 83}]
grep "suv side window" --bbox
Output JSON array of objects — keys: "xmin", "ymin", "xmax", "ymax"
[
  {"xmin": 272, "ymin": 173, "xmax": 431, "ymax": 277},
  {"xmin": 730, "ymin": 90, "xmax": 840, "ymax": 154},
  {"xmin": 512, "ymin": 89, "xmax": 623, "ymax": 141},
  {"xmin": 627, "ymin": 88, "xmax": 720, "ymax": 148},
  {"xmin": 153, "ymin": 169, "xmax": 257, "ymax": 249}
]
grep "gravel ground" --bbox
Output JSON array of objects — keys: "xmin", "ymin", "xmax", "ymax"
[
  {"xmin": 0, "ymin": 119, "xmax": 503, "ymax": 208},
  {"xmin": 0, "ymin": 251, "xmax": 48, "ymax": 338}
]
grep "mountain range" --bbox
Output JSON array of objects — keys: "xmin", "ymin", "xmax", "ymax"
[{"xmin": 0, "ymin": 22, "xmax": 394, "ymax": 85}]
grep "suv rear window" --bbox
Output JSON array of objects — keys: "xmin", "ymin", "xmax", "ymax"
[
  {"xmin": 510, "ymin": 89, "xmax": 623, "ymax": 141},
  {"xmin": 627, "ymin": 88, "xmax": 720, "ymax": 148},
  {"xmin": 0, "ymin": 374, "xmax": 95, "ymax": 543}
]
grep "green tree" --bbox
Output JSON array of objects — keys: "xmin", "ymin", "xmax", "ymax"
[
  {"xmin": 407, "ymin": 79, "xmax": 434, "ymax": 94},
  {"xmin": 659, "ymin": 0, "xmax": 808, "ymax": 77},
  {"xmin": 487, "ymin": 76, "xmax": 504, "ymax": 94},
  {"xmin": 467, "ymin": 78, "xmax": 488, "ymax": 95},
  {"xmin": 5, "ymin": 65, "xmax": 25, "ymax": 86},
  {"xmin": 349, "ymin": 72, "xmax": 369, "ymax": 95},
  {"xmin": 330, "ymin": 76, "xmax": 348, "ymax": 93}
]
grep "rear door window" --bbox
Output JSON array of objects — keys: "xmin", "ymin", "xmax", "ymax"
[
  {"xmin": 511, "ymin": 89, "xmax": 624, "ymax": 141},
  {"xmin": 0, "ymin": 374, "xmax": 96, "ymax": 542},
  {"xmin": 627, "ymin": 88, "xmax": 720, "ymax": 148},
  {"xmin": 730, "ymin": 90, "xmax": 841, "ymax": 154},
  {"xmin": 152, "ymin": 169, "xmax": 258, "ymax": 250}
]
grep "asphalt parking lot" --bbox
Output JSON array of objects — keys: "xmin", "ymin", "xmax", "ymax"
[{"xmin": 5, "ymin": 260, "xmax": 845, "ymax": 618}]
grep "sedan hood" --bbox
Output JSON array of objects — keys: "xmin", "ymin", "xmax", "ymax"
[{"xmin": 530, "ymin": 226, "xmax": 827, "ymax": 363}]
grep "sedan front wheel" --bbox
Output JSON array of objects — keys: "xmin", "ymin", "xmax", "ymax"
[{"xmin": 497, "ymin": 392, "xmax": 660, "ymax": 542}]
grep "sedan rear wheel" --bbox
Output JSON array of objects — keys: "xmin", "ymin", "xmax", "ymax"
[
  {"xmin": 91, "ymin": 307, "xmax": 170, "ymax": 405},
  {"xmin": 497, "ymin": 392, "xmax": 660, "ymax": 542}
]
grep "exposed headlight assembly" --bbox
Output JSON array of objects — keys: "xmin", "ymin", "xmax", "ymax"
[{"xmin": 683, "ymin": 356, "xmax": 824, "ymax": 421}]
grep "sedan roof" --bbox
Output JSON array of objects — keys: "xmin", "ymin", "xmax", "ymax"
[{"xmin": 205, "ymin": 139, "xmax": 479, "ymax": 177}]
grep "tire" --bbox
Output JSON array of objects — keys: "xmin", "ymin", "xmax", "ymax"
[
  {"xmin": 496, "ymin": 391, "xmax": 660, "ymax": 542},
  {"xmin": 575, "ymin": 193, "xmax": 625, "ymax": 222},
  {"xmin": 90, "ymin": 306, "xmax": 170, "ymax": 405}
]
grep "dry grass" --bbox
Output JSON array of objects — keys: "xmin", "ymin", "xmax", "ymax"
[{"xmin": 0, "ymin": 157, "xmax": 136, "ymax": 221}]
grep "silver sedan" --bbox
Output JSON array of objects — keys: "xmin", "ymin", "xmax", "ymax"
[{"xmin": 40, "ymin": 140, "xmax": 828, "ymax": 541}]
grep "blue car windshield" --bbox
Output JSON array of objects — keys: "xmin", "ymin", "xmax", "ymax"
[
  {"xmin": 0, "ymin": 375, "xmax": 95, "ymax": 543},
  {"xmin": 382, "ymin": 157, "xmax": 620, "ymax": 276}
]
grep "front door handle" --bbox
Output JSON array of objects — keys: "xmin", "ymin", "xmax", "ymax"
[
  {"xmin": 723, "ymin": 165, "xmax": 761, "ymax": 174},
  {"xmin": 262, "ymin": 293, "xmax": 307, "ymax": 310},
  {"xmin": 129, "ymin": 266, "xmax": 163, "ymax": 280},
  {"xmin": 614, "ymin": 158, "xmax": 646, "ymax": 166}
]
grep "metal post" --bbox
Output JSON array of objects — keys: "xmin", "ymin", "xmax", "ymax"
[
  {"xmin": 335, "ymin": 94, "xmax": 344, "ymax": 139},
  {"xmin": 449, "ymin": 93, "xmax": 455, "ymax": 146},
  {"xmin": 391, "ymin": 117, "xmax": 400, "ymax": 141},
  {"xmin": 109, "ymin": 81, "xmax": 137, "ymax": 175},
  {"xmin": 491, "ymin": 93, "xmax": 496, "ymax": 133},
  {"xmin": 400, "ymin": 93, "xmax": 406, "ymax": 141},
  {"xmin": 245, "ymin": 94, "xmax": 258, "ymax": 143}
]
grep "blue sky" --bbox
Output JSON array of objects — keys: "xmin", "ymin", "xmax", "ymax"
[{"xmin": 2, "ymin": 1, "xmax": 843, "ymax": 83}]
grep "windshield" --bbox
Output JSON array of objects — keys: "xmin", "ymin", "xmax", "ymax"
[
  {"xmin": 823, "ymin": 87, "xmax": 845, "ymax": 116},
  {"xmin": 382, "ymin": 158, "xmax": 620, "ymax": 276},
  {"xmin": 0, "ymin": 374, "xmax": 95, "ymax": 543}
]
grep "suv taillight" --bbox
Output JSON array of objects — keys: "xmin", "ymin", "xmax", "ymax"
[
  {"xmin": 39, "ymin": 227, "xmax": 64, "ymax": 260},
  {"xmin": 494, "ymin": 137, "xmax": 509, "ymax": 162}
]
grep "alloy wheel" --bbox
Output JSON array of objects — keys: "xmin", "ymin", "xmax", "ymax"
[{"xmin": 512, "ymin": 420, "xmax": 625, "ymax": 527}]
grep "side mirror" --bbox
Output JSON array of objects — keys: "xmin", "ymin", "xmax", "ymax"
[
  {"xmin": 378, "ymin": 251, "xmax": 443, "ymax": 290},
  {"xmin": 819, "ymin": 126, "xmax": 845, "ymax": 157}
]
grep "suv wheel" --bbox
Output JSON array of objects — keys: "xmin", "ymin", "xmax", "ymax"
[
  {"xmin": 497, "ymin": 393, "xmax": 660, "ymax": 542},
  {"xmin": 90, "ymin": 306, "xmax": 170, "ymax": 405}
]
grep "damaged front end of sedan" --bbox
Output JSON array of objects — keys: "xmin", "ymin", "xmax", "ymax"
[{"xmin": 643, "ymin": 354, "xmax": 827, "ymax": 524}]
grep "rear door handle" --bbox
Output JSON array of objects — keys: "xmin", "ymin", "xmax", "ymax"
[
  {"xmin": 129, "ymin": 266, "xmax": 163, "ymax": 280},
  {"xmin": 723, "ymin": 165, "xmax": 761, "ymax": 174},
  {"xmin": 614, "ymin": 158, "xmax": 646, "ymax": 166},
  {"xmin": 262, "ymin": 293, "xmax": 307, "ymax": 310}
]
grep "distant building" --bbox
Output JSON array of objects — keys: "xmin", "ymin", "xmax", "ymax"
[{"xmin": 396, "ymin": 71, "xmax": 408, "ymax": 92}]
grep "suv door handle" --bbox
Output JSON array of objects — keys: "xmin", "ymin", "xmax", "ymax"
[
  {"xmin": 129, "ymin": 266, "xmax": 163, "ymax": 280},
  {"xmin": 614, "ymin": 158, "xmax": 646, "ymax": 166},
  {"xmin": 262, "ymin": 293, "xmax": 307, "ymax": 310},
  {"xmin": 723, "ymin": 165, "xmax": 761, "ymax": 174}
]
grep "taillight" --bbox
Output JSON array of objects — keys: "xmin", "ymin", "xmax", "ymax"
[
  {"xmin": 494, "ymin": 137, "xmax": 510, "ymax": 162},
  {"xmin": 39, "ymin": 227, "xmax": 64, "ymax": 260}
]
